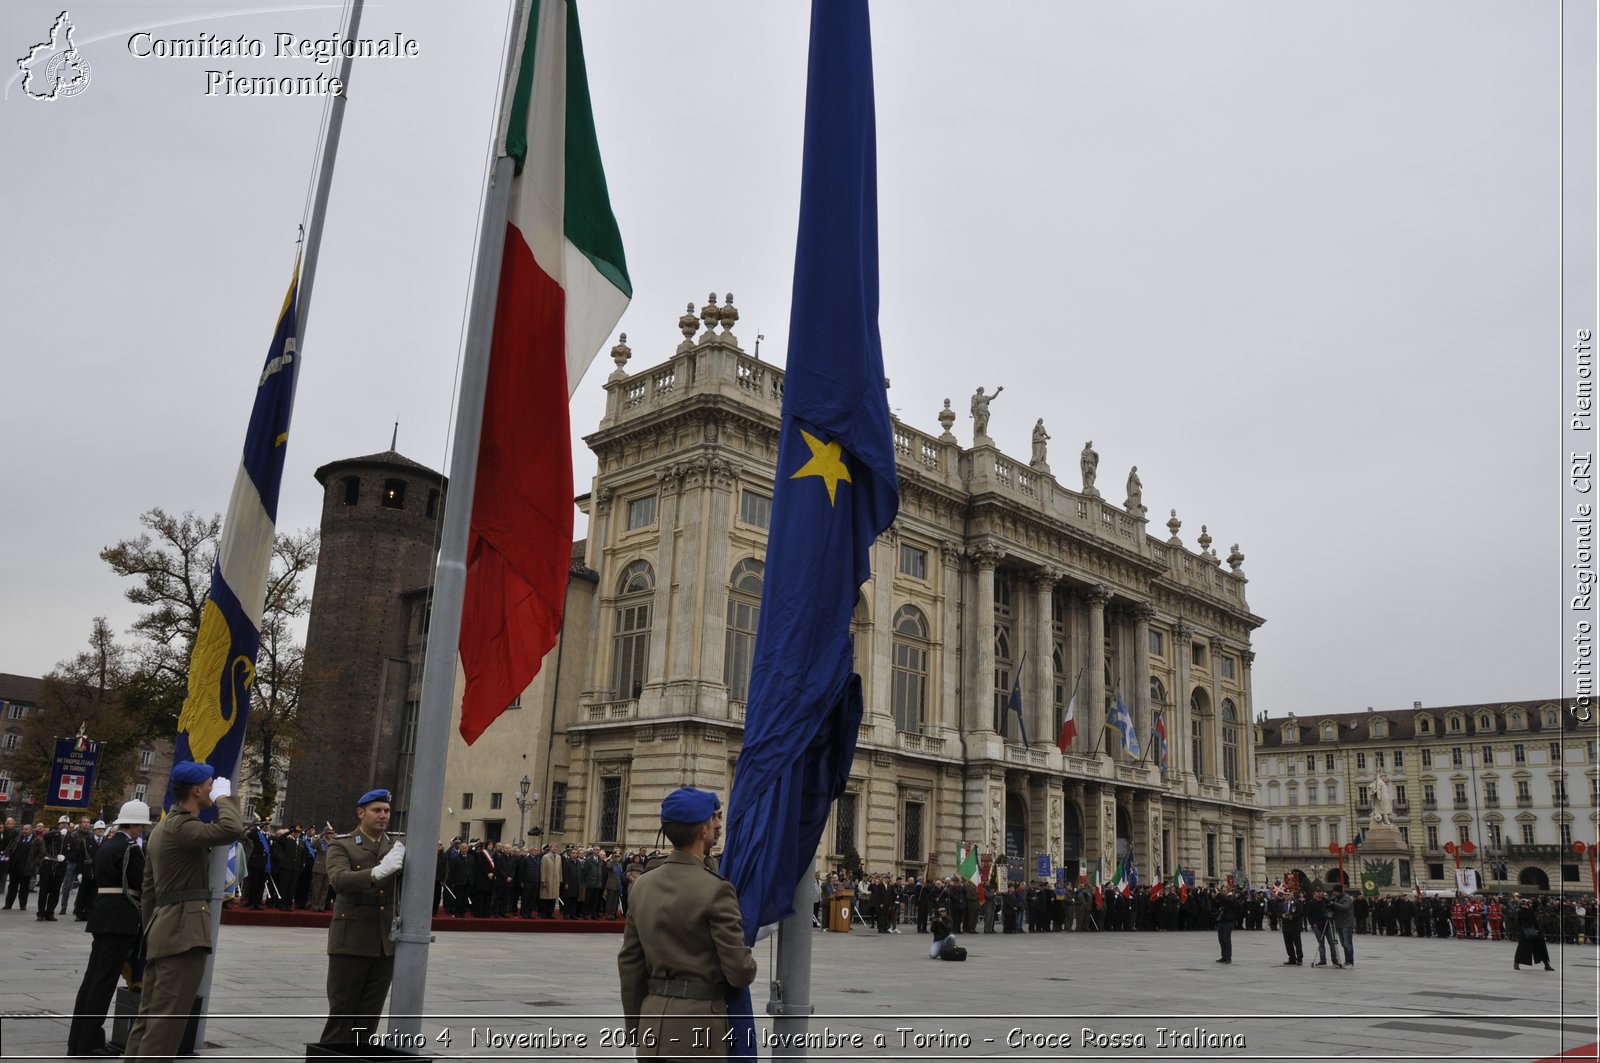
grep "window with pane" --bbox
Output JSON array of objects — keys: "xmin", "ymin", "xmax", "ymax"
[
  {"xmin": 1376, "ymin": 752, "xmax": 1385, "ymax": 769},
  {"xmin": 723, "ymin": 559, "xmax": 764, "ymax": 702},
  {"xmin": 903, "ymin": 801, "xmax": 924, "ymax": 862},
  {"xmin": 1423, "ymin": 783, "xmax": 1435, "ymax": 804},
  {"xmin": 898, "ymin": 544, "xmax": 928, "ymax": 579},
  {"xmin": 1393, "ymin": 750, "xmax": 1404, "ymax": 768},
  {"xmin": 835, "ymin": 792, "xmax": 858, "ymax": 856},
  {"xmin": 138, "ymin": 750, "xmax": 154, "ymax": 768},
  {"xmin": 1148, "ymin": 629, "xmax": 1165, "ymax": 656},
  {"xmin": 1327, "ymin": 782, "xmax": 1338, "ymax": 803},
  {"xmin": 1453, "ymin": 783, "xmax": 1467, "ymax": 805},
  {"xmin": 1325, "ymin": 754, "xmax": 1334, "ymax": 771},
  {"xmin": 891, "ymin": 605, "xmax": 930, "ymax": 734},
  {"xmin": 1394, "ymin": 784, "xmax": 1407, "ymax": 804},
  {"xmin": 1514, "ymin": 744, "xmax": 1525, "ymax": 764},
  {"xmin": 1488, "ymin": 823, "xmax": 1502, "ymax": 847},
  {"xmin": 5, "ymin": 704, "xmax": 24, "ymax": 720},
  {"xmin": 1426, "ymin": 825, "xmax": 1438, "ymax": 849},
  {"xmin": 993, "ymin": 623, "xmax": 1014, "ymax": 736},
  {"xmin": 1451, "ymin": 747, "xmax": 1462, "ymax": 767},
  {"xmin": 1553, "ymin": 777, "xmax": 1567, "ymax": 803},
  {"xmin": 612, "ymin": 560, "xmax": 654, "ymax": 699},
  {"xmin": 1550, "ymin": 742, "xmax": 1562, "ymax": 762},
  {"xmin": 739, "ymin": 489, "xmax": 772, "ymax": 529},
  {"xmin": 133, "ymin": 784, "xmax": 147, "ymax": 802},
  {"xmin": 462, "ymin": 793, "xmax": 474, "ymax": 810},
  {"xmin": 549, "ymin": 781, "xmax": 568, "ymax": 833},
  {"xmin": 626, "ymin": 494, "xmax": 657, "ymax": 530},
  {"xmin": 1457, "ymin": 824, "xmax": 1470, "ymax": 844},
  {"xmin": 490, "ymin": 792, "xmax": 503, "ymax": 810},
  {"xmin": 1516, "ymin": 780, "xmax": 1531, "ymax": 801},
  {"xmin": 1399, "ymin": 826, "xmax": 1410, "ymax": 844},
  {"xmin": 1221, "ymin": 700, "xmax": 1238, "ymax": 784},
  {"xmin": 1358, "ymin": 785, "xmax": 1368, "ymax": 806},
  {"xmin": 598, "ymin": 776, "xmax": 622, "ymax": 844},
  {"xmin": 1421, "ymin": 749, "xmax": 1432, "ymax": 767},
  {"xmin": 1521, "ymin": 823, "xmax": 1535, "ymax": 845},
  {"xmin": 1191, "ymin": 716, "xmax": 1204, "ymax": 776},
  {"xmin": 1356, "ymin": 752, "xmax": 1366, "ymax": 770},
  {"xmin": 1306, "ymin": 781, "xmax": 1318, "ymax": 804},
  {"xmin": 1218, "ymin": 655, "xmax": 1234, "ymax": 678},
  {"xmin": 1306, "ymin": 754, "xmax": 1316, "ymax": 771}
]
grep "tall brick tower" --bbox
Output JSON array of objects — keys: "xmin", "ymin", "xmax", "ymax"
[{"xmin": 283, "ymin": 449, "xmax": 445, "ymax": 831}]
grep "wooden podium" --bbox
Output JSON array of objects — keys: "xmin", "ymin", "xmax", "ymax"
[{"xmin": 828, "ymin": 888, "xmax": 855, "ymax": 932}]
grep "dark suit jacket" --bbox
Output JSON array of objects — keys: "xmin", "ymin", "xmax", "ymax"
[{"xmin": 87, "ymin": 830, "xmax": 143, "ymax": 937}]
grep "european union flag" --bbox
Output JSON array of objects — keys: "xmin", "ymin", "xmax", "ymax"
[
  {"xmin": 721, "ymin": 0, "xmax": 896, "ymax": 1055},
  {"xmin": 170, "ymin": 268, "xmax": 299, "ymax": 807}
]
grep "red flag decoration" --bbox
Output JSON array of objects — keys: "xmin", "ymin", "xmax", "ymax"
[
  {"xmin": 458, "ymin": 0, "xmax": 630, "ymax": 744},
  {"xmin": 1056, "ymin": 690, "xmax": 1078, "ymax": 753}
]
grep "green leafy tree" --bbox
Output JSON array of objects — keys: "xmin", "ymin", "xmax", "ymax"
[{"xmin": 99, "ymin": 507, "xmax": 317, "ymax": 808}]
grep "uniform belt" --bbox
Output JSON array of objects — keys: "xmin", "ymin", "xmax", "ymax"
[
  {"xmin": 154, "ymin": 888, "xmax": 212, "ymax": 907},
  {"xmin": 337, "ymin": 894, "xmax": 385, "ymax": 907},
  {"xmin": 647, "ymin": 977, "xmax": 727, "ymax": 1001}
]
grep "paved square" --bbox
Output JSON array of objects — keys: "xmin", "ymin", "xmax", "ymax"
[{"xmin": 1, "ymin": 914, "xmax": 1595, "ymax": 1061}]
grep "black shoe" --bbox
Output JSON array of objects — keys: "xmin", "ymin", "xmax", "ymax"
[
  {"xmin": 1312, "ymin": 961, "xmax": 1326, "ymax": 967},
  {"xmin": 1543, "ymin": 964, "xmax": 1554, "ymax": 971},
  {"xmin": 1215, "ymin": 957, "xmax": 1230, "ymax": 963},
  {"xmin": 1514, "ymin": 962, "xmax": 1522, "ymax": 970},
  {"xmin": 44, "ymin": 913, "xmax": 57, "ymax": 921},
  {"xmin": 1333, "ymin": 963, "xmax": 1343, "ymax": 969},
  {"xmin": 1282, "ymin": 960, "xmax": 1296, "ymax": 965}
]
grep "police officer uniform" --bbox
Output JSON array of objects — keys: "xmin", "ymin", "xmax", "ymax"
[
  {"xmin": 618, "ymin": 788, "xmax": 756, "ymax": 1059},
  {"xmin": 320, "ymin": 788, "xmax": 404, "ymax": 1046}
]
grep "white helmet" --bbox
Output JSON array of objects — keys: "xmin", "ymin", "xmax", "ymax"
[{"xmin": 114, "ymin": 800, "xmax": 153, "ymax": 826}]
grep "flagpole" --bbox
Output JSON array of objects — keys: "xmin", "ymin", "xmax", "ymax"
[
  {"xmin": 189, "ymin": 0, "xmax": 365, "ymax": 1048},
  {"xmin": 388, "ymin": 1, "xmax": 528, "ymax": 1043},
  {"xmin": 768, "ymin": 857, "xmax": 819, "ymax": 1055}
]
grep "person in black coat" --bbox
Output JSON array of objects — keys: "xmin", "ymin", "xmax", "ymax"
[
  {"xmin": 66, "ymin": 801, "xmax": 150, "ymax": 1057},
  {"xmin": 1279, "ymin": 887, "xmax": 1305, "ymax": 965},
  {"xmin": 1213, "ymin": 886, "xmax": 1242, "ymax": 963},
  {"xmin": 243, "ymin": 821, "xmax": 271, "ymax": 909},
  {"xmin": 270, "ymin": 828, "xmax": 300, "ymax": 910},
  {"xmin": 1512, "ymin": 897, "xmax": 1554, "ymax": 971}
]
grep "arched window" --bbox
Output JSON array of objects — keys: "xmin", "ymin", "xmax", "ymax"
[
  {"xmin": 1150, "ymin": 676, "xmax": 1168, "ymax": 708},
  {"xmin": 612, "ymin": 560, "xmax": 654, "ymax": 699},
  {"xmin": 1221, "ymin": 699, "xmax": 1239, "ymax": 785},
  {"xmin": 1190, "ymin": 688, "xmax": 1211, "ymax": 776},
  {"xmin": 891, "ymin": 605, "xmax": 929, "ymax": 734},
  {"xmin": 723, "ymin": 559, "xmax": 764, "ymax": 701},
  {"xmin": 993, "ymin": 624, "xmax": 1014, "ymax": 734}
]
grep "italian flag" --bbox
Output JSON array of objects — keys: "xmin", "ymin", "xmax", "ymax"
[
  {"xmin": 1091, "ymin": 857, "xmax": 1103, "ymax": 907},
  {"xmin": 1172, "ymin": 866, "xmax": 1187, "ymax": 903},
  {"xmin": 460, "ymin": 0, "xmax": 630, "ymax": 744},
  {"xmin": 1056, "ymin": 692, "xmax": 1077, "ymax": 753},
  {"xmin": 956, "ymin": 844, "xmax": 980, "ymax": 884}
]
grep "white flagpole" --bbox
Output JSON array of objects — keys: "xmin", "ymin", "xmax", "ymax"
[
  {"xmin": 387, "ymin": 0, "xmax": 530, "ymax": 1044},
  {"xmin": 191, "ymin": 0, "xmax": 365, "ymax": 1049}
]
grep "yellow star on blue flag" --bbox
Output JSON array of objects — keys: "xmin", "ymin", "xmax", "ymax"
[{"xmin": 790, "ymin": 429, "xmax": 852, "ymax": 504}]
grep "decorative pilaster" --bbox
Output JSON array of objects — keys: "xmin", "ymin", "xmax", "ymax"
[
  {"xmin": 1209, "ymin": 636, "xmax": 1227, "ymax": 784},
  {"xmin": 1086, "ymin": 587, "xmax": 1110, "ymax": 756},
  {"xmin": 1173, "ymin": 621, "xmax": 1193, "ymax": 777},
  {"xmin": 939, "ymin": 542, "xmax": 962, "ymax": 733},
  {"xmin": 1030, "ymin": 569, "xmax": 1060, "ymax": 749},
  {"xmin": 971, "ymin": 542, "xmax": 1002, "ymax": 734},
  {"xmin": 644, "ymin": 467, "xmax": 681, "ymax": 689},
  {"xmin": 1132, "ymin": 604, "xmax": 1154, "ymax": 766}
]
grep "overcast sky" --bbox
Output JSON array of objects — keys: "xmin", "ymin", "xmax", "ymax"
[{"xmin": 0, "ymin": 0, "xmax": 1570, "ymax": 721}]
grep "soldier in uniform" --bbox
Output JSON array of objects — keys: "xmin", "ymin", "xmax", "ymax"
[
  {"xmin": 618, "ymin": 787, "xmax": 756, "ymax": 1059},
  {"xmin": 67, "ymin": 799, "xmax": 150, "ymax": 1057},
  {"xmin": 122, "ymin": 761, "xmax": 245, "ymax": 1063},
  {"xmin": 319, "ymin": 788, "xmax": 405, "ymax": 1046}
]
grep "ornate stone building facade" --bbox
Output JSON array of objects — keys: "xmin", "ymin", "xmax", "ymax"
[
  {"xmin": 1254, "ymin": 699, "xmax": 1598, "ymax": 893},
  {"xmin": 439, "ymin": 298, "xmax": 1266, "ymax": 886}
]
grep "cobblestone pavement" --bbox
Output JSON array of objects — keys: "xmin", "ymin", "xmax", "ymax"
[{"xmin": 1, "ymin": 912, "xmax": 1595, "ymax": 1061}]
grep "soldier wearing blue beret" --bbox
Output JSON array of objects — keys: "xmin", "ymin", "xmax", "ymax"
[
  {"xmin": 318, "ymin": 787, "xmax": 404, "ymax": 1047},
  {"xmin": 618, "ymin": 788, "xmax": 756, "ymax": 1058}
]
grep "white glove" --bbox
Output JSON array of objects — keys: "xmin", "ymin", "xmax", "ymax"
[
  {"xmin": 211, "ymin": 777, "xmax": 232, "ymax": 800},
  {"xmin": 372, "ymin": 842, "xmax": 406, "ymax": 881}
]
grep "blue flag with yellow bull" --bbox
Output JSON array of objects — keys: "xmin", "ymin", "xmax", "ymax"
[
  {"xmin": 720, "ymin": 2, "xmax": 897, "ymax": 1057},
  {"xmin": 168, "ymin": 268, "xmax": 299, "ymax": 808}
]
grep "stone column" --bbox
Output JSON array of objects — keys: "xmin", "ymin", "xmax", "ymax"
[
  {"xmin": 581, "ymin": 488, "xmax": 615, "ymax": 701},
  {"xmin": 1132, "ymin": 604, "xmax": 1154, "ymax": 767},
  {"xmin": 644, "ymin": 467, "xmax": 681, "ymax": 690},
  {"xmin": 939, "ymin": 542, "xmax": 963, "ymax": 733},
  {"xmin": 697, "ymin": 463, "xmax": 737, "ymax": 692},
  {"xmin": 1241, "ymin": 649, "xmax": 1258, "ymax": 785},
  {"xmin": 1031, "ymin": 570, "xmax": 1058, "ymax": 749},
  {"xmin": 1173, "ymin": 621, "xmax": 1193, "ymax": 777},
  {"xmin": 1086, "ymin": 587, "xmax": 1109, "ymax": 757},
  {"xmin": 870, "ymin": 532, "xmax": 897, "ymax": 724},
  {"xmin": 1209, "ymin": 636, "xmax": 1226, "ymax": 785},
  {"xmin": 971, "ymin": 542, "xmax": 1002, "ymax": 734}
]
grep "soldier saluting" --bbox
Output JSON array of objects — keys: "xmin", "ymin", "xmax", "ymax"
[
  {"xmin": 319, "ymin": 787, "xmax": 405, "ymax": 1047},
  {"xmin": 618, "ymin": 787, "xmax": 756, "ymax": 1059}
]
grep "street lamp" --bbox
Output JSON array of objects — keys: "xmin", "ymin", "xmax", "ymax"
[{"xmin": 515, "ymin": 775, "xmax": 531, "ymax": 847}]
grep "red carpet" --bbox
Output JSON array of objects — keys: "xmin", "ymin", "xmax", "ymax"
[
  {"xmin": 1531, "ymin": 1044, "xmax": 1598, "ymax": 1062},
  {"xmin": 220, "ymin": 905, "xmax": 623, "ymax": 934}
]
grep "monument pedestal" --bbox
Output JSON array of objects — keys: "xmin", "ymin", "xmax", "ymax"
[{"xmin": 1355, "ymin": 824, "xmax": 1412, "ymax": 896}]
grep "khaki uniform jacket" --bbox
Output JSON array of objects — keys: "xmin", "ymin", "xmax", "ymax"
[
  {"xmin": 139, "ymin": 795, "xmax": 245, "ymax": 961},
  {"xmin": 324, "ymin": 831, "xmax": 400, "ymax": 958},
  {"xmin": 618, "ymin": 851, "xmax": 757, "ymax": 1058}
]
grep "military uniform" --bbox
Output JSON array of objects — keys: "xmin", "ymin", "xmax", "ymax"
[
  {"xmin": 618, "ymin": 851, "xmax": 757, "ymax": 1059},
  {"xmin": 121, "ymin": 792, "xmax": 245, "ymax": 1063},
  {"xmin": 320, "ymin": 830, "xmax": 401, "ymax": 1044},
  {"xmin": 67, "ymin": 826, "xmax": 144, "ymax": 1055}
]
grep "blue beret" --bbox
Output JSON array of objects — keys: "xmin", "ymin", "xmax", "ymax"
[
  {"xmin": 357, "ymin": 788, "xmax": 392, "ymax": 806},
  {"xmin": 170, "ymin": 761, "xmax": 214, "ymax": 785},
  {"xmin": 660, "ymin": 787, "xmax": 720, "ymax": 824}
]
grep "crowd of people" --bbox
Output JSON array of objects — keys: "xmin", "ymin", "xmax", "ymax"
[{"xmin": 811, "ymin": 868, "xmax": 1598, "ymax": 949}]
